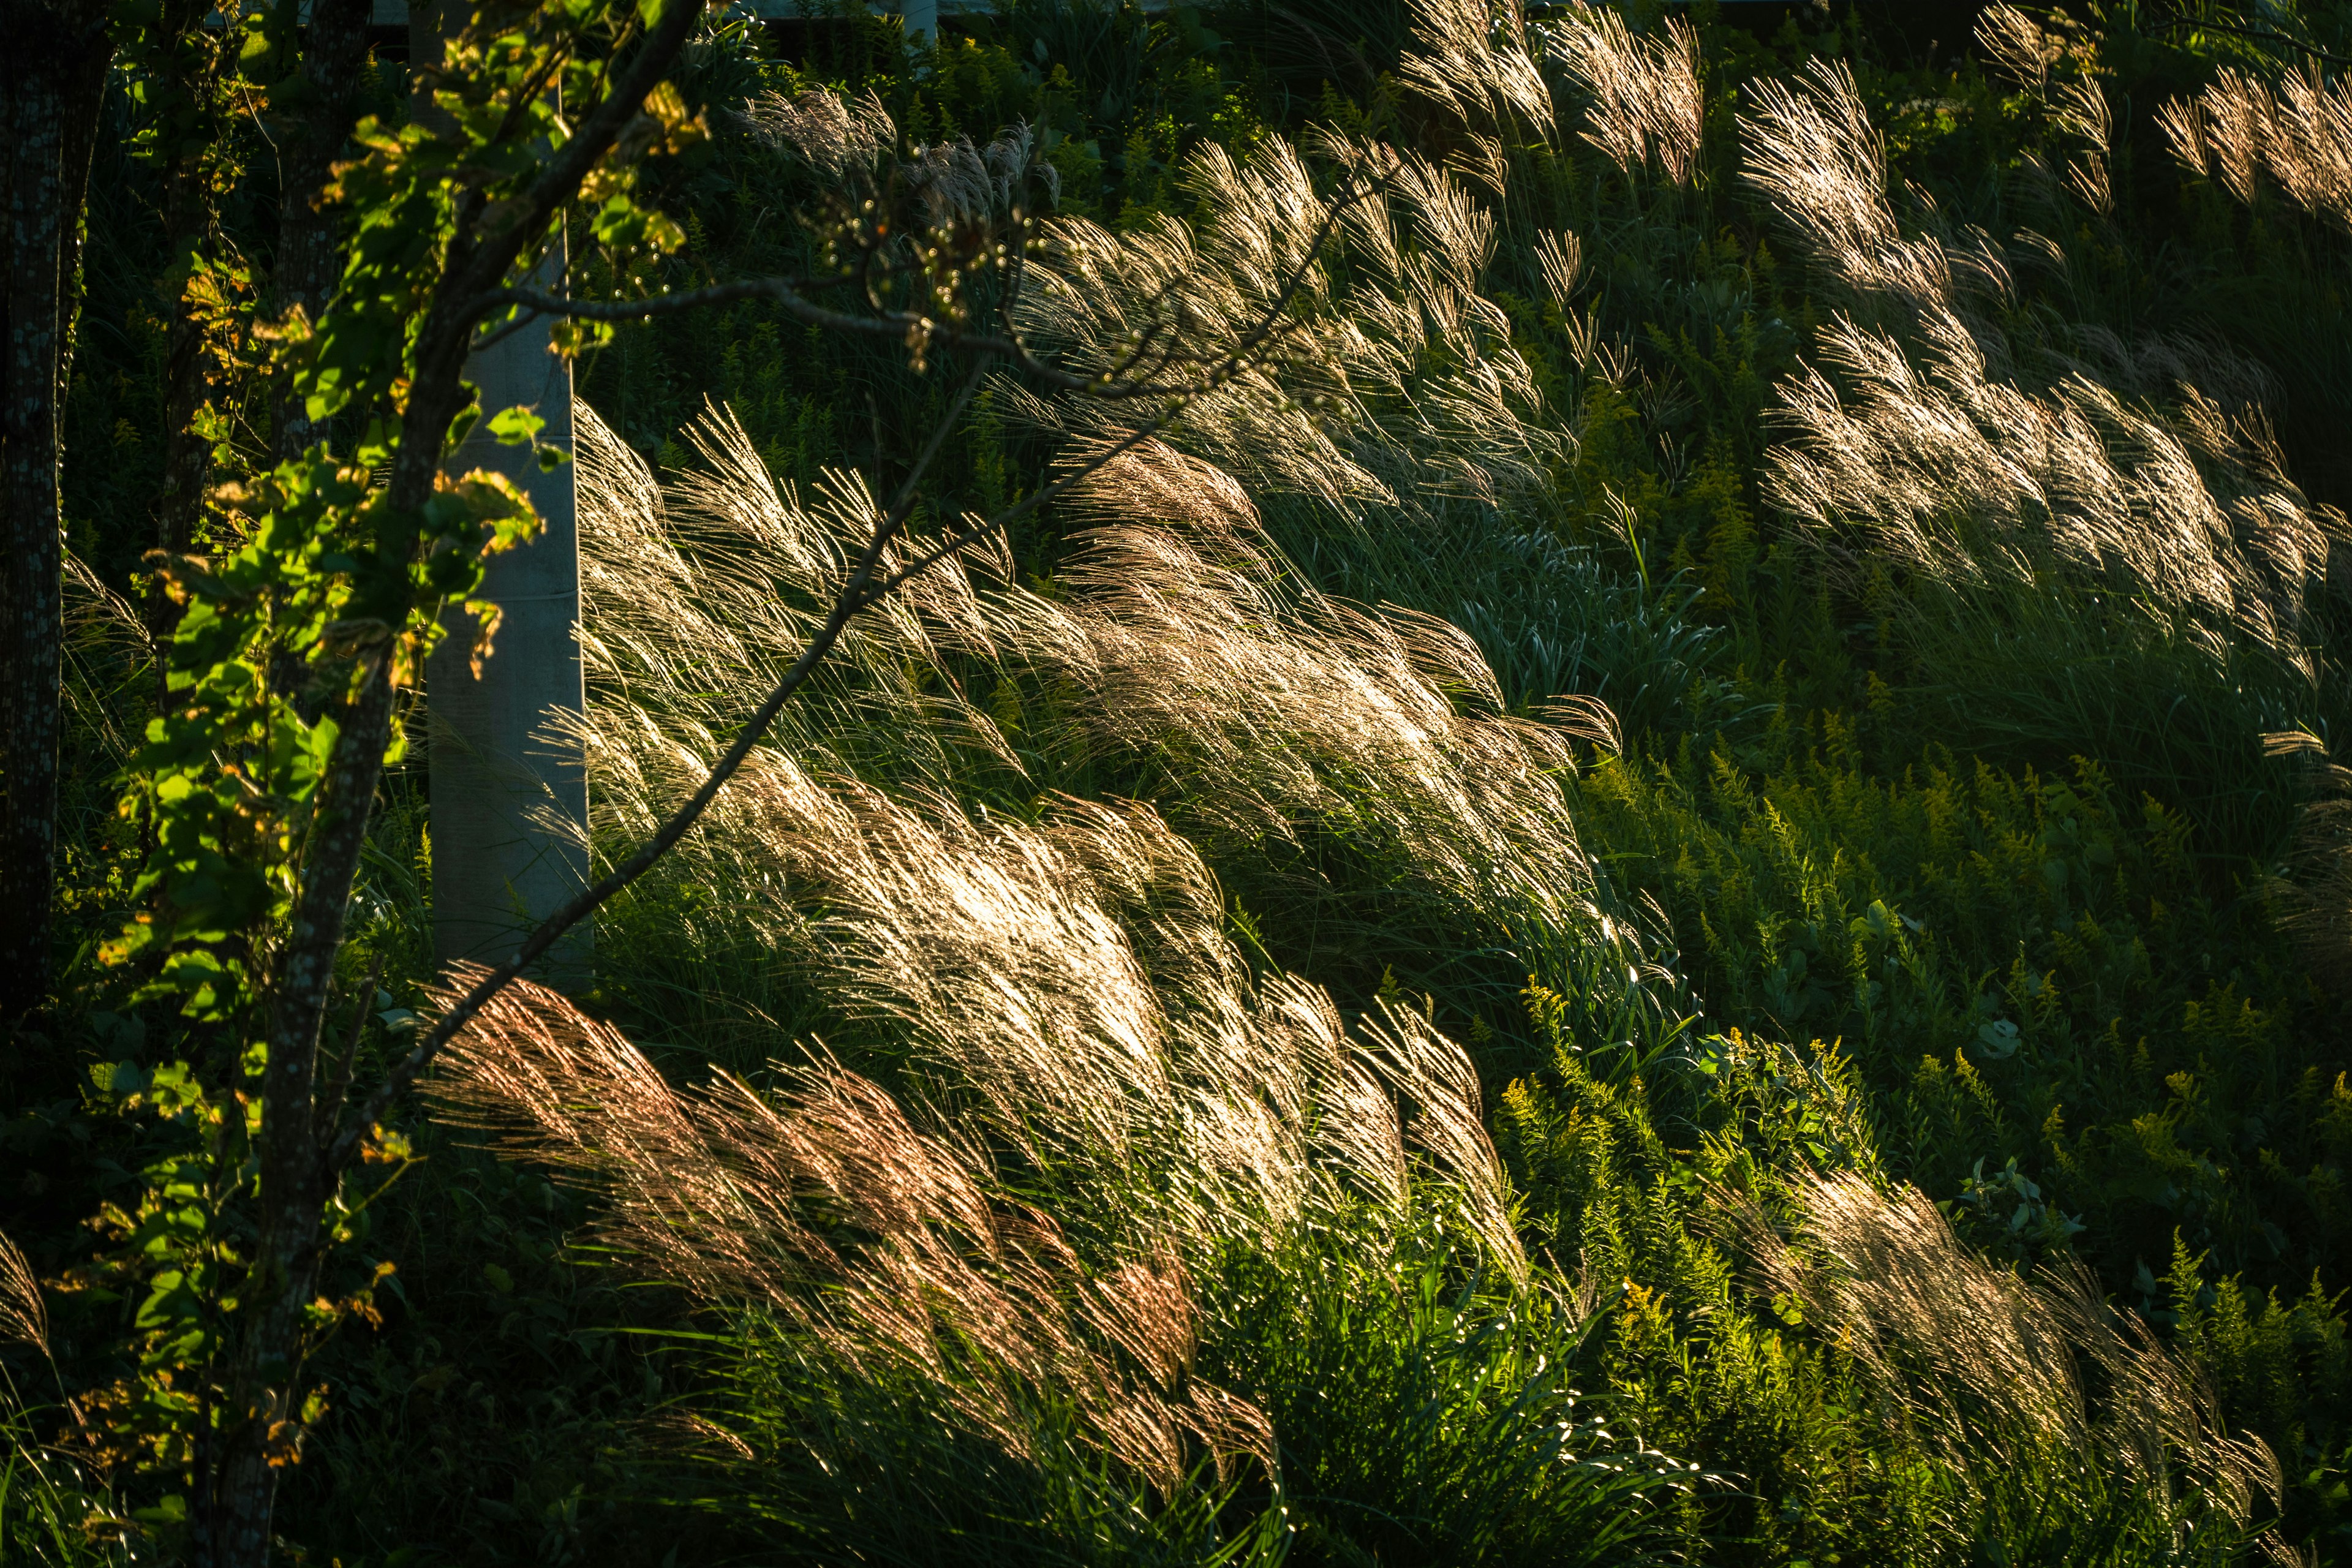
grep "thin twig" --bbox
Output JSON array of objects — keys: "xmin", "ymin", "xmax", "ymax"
[
  {"xmin": 473, "ymin": 167, "xmax": 1381, "ymax": 402},
  {"xmin": 481, "ymin": 273, "xmax": 1175, "ymax": 395},
  {"xmin": 468, "ymin": 304, "xmax": 545, "ymax": 355},
  {"xmin": 320, "ymin": 954, "xmax": 387, "ymax": 1134},
  {"xmin": 2152, "ymin": 13, "xmax": 2352, "ymax": 69},
  {"xmin": 872, "ymin": 415, "xmax": 1177, "ymax": 598},
  {"xmin": 477, "ymin": 274, "xmax": 818, "ymax": 323},
  {"xmin": 324, "ymin": 355, "xmax": 990, "ymax": 1177}
]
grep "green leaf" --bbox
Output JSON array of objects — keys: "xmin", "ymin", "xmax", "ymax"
[{"xmin": 486, "ymin": 404, "xmax": 546, "ymax": 446}]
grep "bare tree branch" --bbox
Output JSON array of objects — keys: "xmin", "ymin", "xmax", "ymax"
[
  {"xmin": 326, "ymin": 161, "xmax": 1382, "ymax": 1178},
  {"xmin": 472, "ymin": 166, "xmax": 1381, "ymax": 401},
  {"xmin": 331, "ymin": 393, "xmax": 1186, "ymax": 1174},
  {"xmin": 2151, "ymin": 12, "xmax": 2352, "ymax": 69}
]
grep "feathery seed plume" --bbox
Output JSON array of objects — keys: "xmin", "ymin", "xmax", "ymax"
[
  {"xmin": 2162, "ymin": 66, "xmax": 2352, "ymax": 233},
  {"xmin": 1541, "ymin": 7, "xmax": 1705, "ymax": 186},
  {"xmin": 1735, "ymin": 1172, "xmax": 2294, "ymax": 1559},
  {"xmin": 428, "ymin": 976, "xmax": 1275, "ymax": 1494}
]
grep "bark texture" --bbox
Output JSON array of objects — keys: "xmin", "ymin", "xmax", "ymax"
[{"xmin": 1, "ymin": 0, "xmax": 112, "ymax": 1020}]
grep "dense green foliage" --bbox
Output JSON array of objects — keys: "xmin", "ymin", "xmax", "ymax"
[{"xmin": 11, "ymin": 0, "xmax": 2352, "ymax": 1563}]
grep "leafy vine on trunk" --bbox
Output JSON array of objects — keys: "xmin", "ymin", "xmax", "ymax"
[{"xmin": 82, "ymin": 1, "xmax": 709, "ymax": 1557}]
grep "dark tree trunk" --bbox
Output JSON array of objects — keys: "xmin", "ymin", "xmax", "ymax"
[
  {"xmin": 1, "ymin": 0, "xmax": 113, "ymax": 1021},
  {"xmin": 273, "ymin": 0, "xmax": 374, "ymax": 461},
  {"xmin": 201, "ymin": 659, "xmax": 398, "ymax": 1568}
]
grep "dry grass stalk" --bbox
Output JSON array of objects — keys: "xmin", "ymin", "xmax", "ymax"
[
  {"xmin": 740, "ymin": 87, "xmax": 894, "ymax": 177},
  {"xmin": 1532, "ymin": 227, "xmax": 1585, "ymax": 306},
  {"xmin": 2051, "ymin": 74, "xmax": 2115, "ymax": 216},
  {"xmin": 1746, "ymin": 1174, "xmax": 2084, "ymax": 1452},
  {"xmin": 2162, "ymin": 65, "xmax": 2352, "ymax": 233},
  {"xmin": 1356, "ymin": 1000, "xmax": 1527, "ymax": 1283},
  {"xmin": 1055, "ymin": 437, "xmax": 1259, "ymax": 542},
  {"xmin": 1540, "ymin": 7, "xmax": 1704, "ymax": 186},
  {"xmin": 743, "ymin": 86, "xmax": 1066, "ymax": 224},
  {"xmin": 1398, "ymin": 0, "xmax": 1554, "ymax": 141},
  {"xmin": 1975, "ymin": 4, "xmax": 2051, "ymax": 94},
  {"xmin": 428, "ymin": 975, "xmax": 1275, "ymax": 1492},
  {"xmin": 1010, "ymin": 129, "xmax": 1566, "ymax": 519},
  {"xmin": 569, "ymin": 409, "xmax": 1459, "ymax": 1231},
  {"xmin": 2263, "ymin": 729, "xmax": 2352, "ymax": 994},
  {"xmin": 1767, "ymin": 309, "xmax": 2339, "ymax": 663},
  {"xmin": 1738, "ymin": 1172, "xmax": 2293, "ymax": 1560},
  {"xmin": 600, "ymin": 735, "xmax": 1442, "ymax": 1245},
  {"xmin": 0, "ymin": 1229, "xmax": 48, "ymax": 1355},
  {"xmin": 573, "ymin": 398, "xmax": 1025, "ymax": 830},
  {"xmin": 58, "ymin": 553, "xmax": 154, "ymax": 760},
  {"xmin": 576, "ymin": 390, "xmax": 1608, "ymax": 1028},
  {"xmin": 1741, "ymin": 59, "xmax": 1954, "ymax": 318},
  {"xmin": 1005, "ymin": 495, "xmax": 1602, "ymax": 943},
  {"xmin": 1735, "ymin": 62, "xmax": 2341, "ymax": 665}
]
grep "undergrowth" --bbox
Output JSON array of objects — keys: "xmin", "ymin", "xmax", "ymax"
[{"xmin": 10, "ymin": 1, "xmax": 2352, "ymax": 1564}]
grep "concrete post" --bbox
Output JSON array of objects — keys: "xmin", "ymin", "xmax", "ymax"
[
  {"xmin": 424, "ymin": 296, "xmax": 592, "ymax": 983},
  {"xmin": 415, "ymin": 1, "xmax": 592, "ymax": 983}
]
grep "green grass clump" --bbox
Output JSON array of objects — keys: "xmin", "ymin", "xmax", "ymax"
[
  {"xmin": 1204, "ymin": 1204, "xmax": 1693, "ymax": 1567},
  {"xmin": 688, "ymin": 1198, "xmax": 1692, "ymax": 1568},
  {"xmin": 0, "ymin": 1393, "xmax": 131, "ymax": 1568}
]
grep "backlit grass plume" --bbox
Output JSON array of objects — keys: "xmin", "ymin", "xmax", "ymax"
[
  {"xmin": 0, "ymin": 1231, "xmax": 47, "ymax": 1357},
  {"xmin": 1740, "ymin": 56, "xmax": 2341, "ymax": 674},
  {"xmin": 1539, "ymin": 6, "xmax": 1703, "ymax": 186},
  {"xmin": 2263, "ymin": 728, "xmax": 2352, "ymax": 995},
  {"xmin": 573, "ymin": 402, "xmax": 1544, "ymax": 1261},
  {"xmin": 1738, "ymin": 1172, "xmax": 2294, "ymax": 1563},
  {"xmin": 1740, "ymin": 59, "xmax": 1959, "ymax": 320},
  {"xmin": 1399, "ymin": 0, "xmax": 1552, "ymax": 146},
  {"xmin": 2162, "ymin": 64, "xmax": 2352, "ymax": 233},
  {"xmin": 427, "ymin": 975, "xmax": 1274, "ymax": 1494},
  {"xmin": 576, "ymin": 391, "xmax": 1616, "ymax": 1021},
  {"xmin": 1011, "ymin": 131, "xmax": 1566, "ymax": 519},
  {"xmin": 1766, "ymin": 311, "xmax": 2339, "ymax": 666}
]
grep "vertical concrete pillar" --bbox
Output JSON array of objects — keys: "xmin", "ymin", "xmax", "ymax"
[
  {"xmin": 424, "ymin": 297, "xmax": 592, "ymax": 983},
  {"xmin": 415, "ymin": 0, "xmax": 591, "ymax": 982}
]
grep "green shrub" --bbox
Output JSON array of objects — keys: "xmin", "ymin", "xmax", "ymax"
[{"xmin": 1569, "ymin": 730, "xmax": 2352, "ymax": 1298}]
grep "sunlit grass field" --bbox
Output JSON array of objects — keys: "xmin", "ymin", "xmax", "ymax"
[{"xmin": 13, "ymin": 1, "xmax": 2352, "ymax": 1562}]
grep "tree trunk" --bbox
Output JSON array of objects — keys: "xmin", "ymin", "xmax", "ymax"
[
  {"xmin": 273, "ymin": 0, "xmax": 373, "ymax": 461},
  {"xmin": 426, "ymin": 276, "xmax": 592, "ymax": 986},
  {"xmin": 1, "ymin": 0, "xmax": 112, "ymax": 1020},
  {"xmin": 203, "ymin": 657, "xmax": 399, "ymax": 1568}
]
